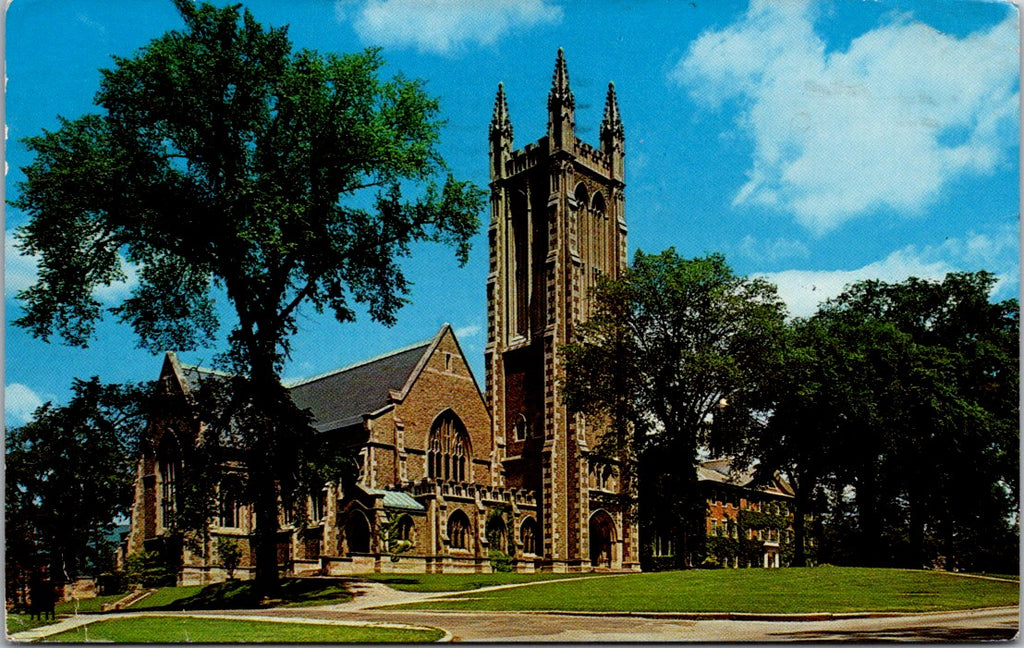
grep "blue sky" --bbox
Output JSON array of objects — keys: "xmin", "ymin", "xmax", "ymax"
[{"xmin": 5, "ymin": 0, "xmax": 1019, "ymax": 425}]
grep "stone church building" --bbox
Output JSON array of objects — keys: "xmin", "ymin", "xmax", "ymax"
[{"xmin": 124, "ymin": 51, "xmax": 641, "ymax": 582}]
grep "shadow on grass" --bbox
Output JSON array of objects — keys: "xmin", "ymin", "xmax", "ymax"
[{"xmin": 150, "ymin": 577, "xmax": 353, "ymax": 610}]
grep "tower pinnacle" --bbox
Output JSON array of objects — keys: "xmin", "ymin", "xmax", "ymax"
[
  {"xmin": 548, "ymin": 48, "xmax": 575, "ymax": 110},
  {"xmin": 491, "ymin": 82, "xmax": 513, "ymax": 141},
  {"xmin": 601, "ymin": 82, "xmax": 624, "ymax": 141}
]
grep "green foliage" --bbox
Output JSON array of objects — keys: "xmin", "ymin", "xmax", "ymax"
[
  {"xmin": 561, "ymin": 250, "xmax": 787, "ymax": 567},
  {"xmin": 488, "ymin": 549, "xmax": 515, "ymax": 573},
  {"xmin": 738, "ymin": 509, "xmax": 787, "ymax": 531},
  {"xmin": 215, "ymin": 537, "xmax": 243, "ymax": 579},
  {"xmin": 11, "ymin": 0, "xmax": 483, "ymax": 592},
  {"xmin": 125, "ymin": 551, "xmax": 175, "ymax": 588},
  {"xmin": 379, "ymin": 514, "xmax": 414, "ymax": 562},
  {"xmin": 5, "ymin": 378, "xmax": 149, "ymax": 584},
  {"xmin": 744, "ymin": 271, "xmax": 1018, "ymax": 572}
]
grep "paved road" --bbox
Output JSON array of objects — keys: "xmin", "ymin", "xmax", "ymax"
[{"xmin": 242, "ymin": 606, "xmax": 1019, "ymax": 642}]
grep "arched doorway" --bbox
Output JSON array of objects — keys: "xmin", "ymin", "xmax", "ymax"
[
  {"xmin": 589, "ymin": 510, "xmax": 616, "ymax": 568},
  {"xmin": 344, "ymin": 511, "xmax": 371, "ymax": 554}
]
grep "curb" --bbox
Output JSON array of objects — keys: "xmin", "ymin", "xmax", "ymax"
[{"xmin": 369, "ymin": 605, "xmax": 1021, "ymax": 623}]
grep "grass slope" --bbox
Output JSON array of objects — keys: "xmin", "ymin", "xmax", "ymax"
[
  {"xmin": 46, "ymin": 616, "xmax": 444, "ymax": 643},
  {"xmin": 364, "ymin": 571, "xmax": 595, "ymax": 592},
  {"xmin": 392, "ymin": 567, "xmax": 1020, "ymax": 614}
]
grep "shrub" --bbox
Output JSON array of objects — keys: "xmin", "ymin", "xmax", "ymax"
[
  {"xmin": 125, "ymin": 551, "xmax": 175, "ymax": 588},
  {"xmin": 488, "ymin": 549, "xmax": 514, "ymax": 573},
  {"xmin": 96, "ymin": 571, "xmax": 128, "ymax": 595},
  {"xmin": 215, "ymin": 538, "xmax": 243, "ymax": 579}
]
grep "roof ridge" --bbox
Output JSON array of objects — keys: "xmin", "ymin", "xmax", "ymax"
[
  {"xmin": 177, "ymin": 362, "xmax": 235, "ymax": 378},
  {"xmin": 283, "ymin": 337, "xmax": 434, "ymax": 389}
]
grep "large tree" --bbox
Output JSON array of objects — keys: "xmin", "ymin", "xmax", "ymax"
[
  {"xmin": 824, "ymin": 272, "xmax": 1018, "ymax": 570},
  {"xmin": 561, "ymin": 250, "xmax": 786, "ymax": 568},
  {"xmin": 11, "ymin": 1, "xmax": 484, "ymax": 592},
  {"xmin": 5, "ymin": 378, "xmax": 149, "ymax": 596},
  {"xmin": 750, "ymin": 272, "xmax": 1019, "ymax": 571}
]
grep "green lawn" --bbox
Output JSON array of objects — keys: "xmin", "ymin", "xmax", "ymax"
[
  {"xmin": 6, "ymin": 613, "xmax": 61, "ymax": 635},
  {"xmin": 389, "ymin": 567, "xmax": 1020, "ymax": 614},
  {"xmin": 364, "ymin": 571, "xmax": 600, "ymax": 592},
  {"xmin": 46, "ymin": 616, "xmax": 444, "ymax": 643}
]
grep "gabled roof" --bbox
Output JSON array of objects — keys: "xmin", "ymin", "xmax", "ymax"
[
  {"xmin": 287, "ymin": 338, "xmax": 433, "ymax": 432},
  {"xmin": 698, "ymin": 458, "xmax": 794, "ymax": 498},
  {"xmin": 158, "ymin": 324, "xmax": 482, "ymax": 436}
]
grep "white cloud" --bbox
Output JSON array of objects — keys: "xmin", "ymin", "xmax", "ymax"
[
  {"xmin": 674, "ymin": 1, "xmax": 1019, "ymax": 234},
  {"xmin": 759, "ymin": 224, "xmax": 1019, "ymax": 318},
  {"xmin": 4, "ymin": 230, "xmax": 138, "ymax": 303},
  {"xmin": 347, "ymin": 0, "xmax": 563, "ymax": 56},
  {"xmin": 5, "ymin": 383, "xmax": 46, "ymax": 426},
  {"xmin": 5, "ymin": 231, "xmax": 40, "ymax": 298},
  {"xmin": 737, "ymin": 235, "xmax": 810, "ymax": 264},
  {"xmin": 454, "ymin": 324, "xmax": 481, "ymax": 339}
]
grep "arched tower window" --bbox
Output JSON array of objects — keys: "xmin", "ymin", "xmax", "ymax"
[
  {"xmin": 591, "ymin": 191, "xmax": 607, "ymax": 279},
  {"xmin": 447, "ymin": 510, "xmax": 470, "ymax": 550},
  {"xmin": 513, "ymin": 413, "xmax": 529, "ymax": 441},
  {"xmin": 509, "ymin": 190, "xmax": 530, "ymax": 338},
  {"xmin": 427, "ymin": 411, "xmax": 472, "ymax": 482}
]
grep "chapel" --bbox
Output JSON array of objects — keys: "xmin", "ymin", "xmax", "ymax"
[{"xmin": 123, "ymin": 51, "xmax": 640, "ymax": 581}]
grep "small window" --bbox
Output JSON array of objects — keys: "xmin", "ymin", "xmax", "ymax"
[
  {"xmin": 445, "ymin": 353, "xmax": 452, "ymax": 371},
  {"xmin": 514, "ymin": 413, "xmax": 528, "ymax": 441},
  {"xmin": 310, "ymin": 489, "xmax": 327, "ymax": 522}
]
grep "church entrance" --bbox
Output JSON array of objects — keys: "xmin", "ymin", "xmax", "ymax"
[{"xmin": 589, "ymin": 510, "xmax": 615, "ymax": 568}]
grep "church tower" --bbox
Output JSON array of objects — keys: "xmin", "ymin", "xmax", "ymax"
[{"xmin": 486, "ymin": 50, "xmax": 638, "ymax": 571}]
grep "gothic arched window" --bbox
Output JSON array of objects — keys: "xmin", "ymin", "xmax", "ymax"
[
  {"xmin": 513, "ymin": 413, "xmax": 528, "ymax": 441},
  {"xmin": 448, "ymin": 510, "xmax": 470, "ymax": 550},
  {"xmin": 591, "ymin": 191, "xmax": 607, "ymax": 279},
  {"xmin": 218, "ymin": 476, "xmax": 242, "ymax": 528},
  {"xmin": 157, "ymin": 433, "xmax": 181, "ymax": 530},
  {"xmin": 510, "ymin": 190, "xmax": 530, "ymax": 337},
  {"xmin": 520, "ymin": 517, "xmax": 538, "ymax": 555},
  {"xmin": 428, "ymin": 411, "xmax": 471, "ymax": 482}
]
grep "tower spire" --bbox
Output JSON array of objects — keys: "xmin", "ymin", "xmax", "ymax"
[
  {"xmin": 491, "ymin": 82, "xmax": 513, "ymax": 141},
  {"xmin": 601, "ymin": 82, "xmax": 624, "ymax": 141},
  {"xmin": 548, "ymin": 47, "xmax": 575, "ymax": 110}
]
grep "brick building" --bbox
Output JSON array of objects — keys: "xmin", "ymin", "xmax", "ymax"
[
  {"xmin": 698, "ymin": 459, "xmax": 797, "ymax": 569},
  {"xmin": 124, "ymin": 51, "xmax": 638, "ymax": 581}
]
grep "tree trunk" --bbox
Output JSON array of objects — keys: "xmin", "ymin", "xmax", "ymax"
[
  {"xmin": 791, "ymin": 477, "xmax": 811, "ymax": 567},
  {"xmin": 907, "ymin": 487, "xmax": 925, "ymax": 569},
  {"xmin": 855, "ymin": 469, "xmax": 881, "ymax": 567},
  {"xmin": 243, "ymin": 338, "xmax": 288, "ymax": 597}
]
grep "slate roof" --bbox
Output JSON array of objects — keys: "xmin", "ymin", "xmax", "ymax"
[
  {"xmin": 698, "ymin": 458, "xmax": 794, "ymax": 497},
  {"xmin": 286, "ymin": 339, "xmax": 434, "ymax": 433},
  {"xmin": 164, "ymin": 331, "xmax": 440, "ymax": 435}
]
